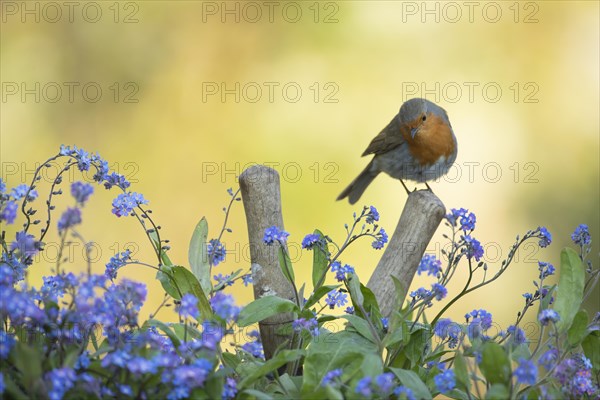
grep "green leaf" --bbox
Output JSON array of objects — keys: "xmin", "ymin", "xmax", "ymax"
[
  {"xmin": 172, "ymin": 323, "xmax": 204, "ymax": 342},
  {"xmin": 360, "ymin": 283, "xmax": 382, "ymax": 321},
  {"xmin": 302, "ymin": 330, "xmax": 380, "ymax": 394},
  {"xmin": 540, "ymin": 284, "xmax": 556, "ymax": 310},
  {"xmin": 156, "ymin": 264, "xmax": 179, "ymax": 298},
  {"xmin": 347, "ymin": 273, "xmax": 364, "ymax": 309},
  {"xmin": 479, "ymin": 342, "xmax": 511, "ymax": 385},
  {"xmin": 304, "ymin": 285, "xmax": 339, "ymax": 310},
  {"xmin": 311, "ymin": 230, "xmax": 329, "ymax": 288},
  {"xmin": 567, "ymin": 310, "xmax": 589, "ymax": 346},
  {"xmin": 222, "ymin": 352, "xmax": 241, "ymax": 370},
  {"xmin": 278, "ymin": 373, "xmax": 302, "ymax": 396},
  {"xmin": 278, "ymin": 246, "xmax": 295, "ymax": 284},
  {"xmin": 242, "ymin": 389, "xmax": 275, "ymax": 400},
  {"xmin": 554, "ymin": 247, "xmax": 585, "ymax": 332},
  {"xmin": 581, "ymin": 331, "xmax": 600, "ymax": 372},
  {"xmin": 188, "ymin": 217, "xmax": 212, "ymax": 294},
  {"xmin": 485, "ymin": 384, "xmax": 510, "ymax": 399},
  {"xmin": 446, "ymin": 389, "xmax": 471, "ymax": 400},
  {"xmin": 238, "ymin": 295, "xmax": 299, "ymax": 327},
  {"xmin": 389, "ymin": 368, "xmax": 432, "ymax": 400},
  {"xmin": 383, "ymin": 318, "xmax": 409, "ymax": 348},
  {"xmin": 238, "ymin": 349, "xmax": 305, "ymax": 389},
  {"xmin": 391, "ymin": 275, "xmax": 408, "ymax": 309},
  {"xmin": 405, "ymin": 328, "xmax": 429, "ymax": 368},
  {"xmin": 144, "ymin": 319, "xmax": 181, "ymax": 348},
  {"xmin": 341, "ymin": 315, "xmax": 378, "ymax": 344},
  {"xmin": 2, "ymin": 373, "xmax": 29, "ymax": 399},
  {"xmin": 12, "ymin": 342, "xmax": 43, "ymax": 392},
  {"xmin": 171, "ymin": 265, "xmax": 213, "ymax": 318},
  {"xmin": 453, "ymin": 351, "xmax": 471, "ymax": 392}
]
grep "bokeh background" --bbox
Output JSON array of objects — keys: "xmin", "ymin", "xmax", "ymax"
[{"xmin": 1, "ymin": 1, "xmax": 598, "ymax": 333}]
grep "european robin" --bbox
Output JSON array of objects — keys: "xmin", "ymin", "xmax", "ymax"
[{"xmin": 337, "ymin": 98, "xmax": 457, "ymax": 204}]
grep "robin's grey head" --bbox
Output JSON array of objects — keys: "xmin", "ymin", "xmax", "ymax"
[
  {"xmin": 399, "ymin": 98, "xmax": 427, "ymax": 124},
  {"xmin": 399, "ymin": 98, "xmax": 450, "ymax": 139}
]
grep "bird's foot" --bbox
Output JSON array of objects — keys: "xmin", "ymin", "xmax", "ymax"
[{"xmin": 400, "ymin": 179, "xmax": 415, "ymax": 195}]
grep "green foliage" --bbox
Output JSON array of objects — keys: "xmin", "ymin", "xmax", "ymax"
[
  {"xmin": 1, "ymin": 149, "xmax": 598, "ymax": 399},
  {"xmin": 554, "ymin": 248, "xmax": 585, "ymax": 332}
]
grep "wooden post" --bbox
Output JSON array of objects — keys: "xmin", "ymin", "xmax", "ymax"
[
  {"xmin": 239, "ymin": 166, "xmax": 295, "ymax": 361},
  {"xmin": 367, "ymin": 190, "xmax": 446, "ymax": 317}
]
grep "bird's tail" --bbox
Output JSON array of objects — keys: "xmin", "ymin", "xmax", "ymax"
[{"xmin": 337, "ymin": 161, "xmax": 379, "ymax": 204}]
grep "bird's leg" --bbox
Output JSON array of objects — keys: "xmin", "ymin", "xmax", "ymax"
[
  {"xmin": 399, "ymin": 179, "xmax": 412, "ymax": 195},
  {"xmin": 424, "ymin": 182, "xmax": 433, "ymax": 191}
]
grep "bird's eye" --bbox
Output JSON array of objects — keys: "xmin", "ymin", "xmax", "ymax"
[{"xmin": 422, "ymin": 115, "xmax": 427, "ymax": 122}]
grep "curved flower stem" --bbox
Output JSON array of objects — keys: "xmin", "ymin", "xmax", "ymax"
[
  {"xmin": 431, "ymin": 258, "xmax": 474, "ymax": 328},
  {"xmin": 55, "ymin": 228, "xmax": 69, "ymax": 275},
  {"xmin": 208, "ymin": 188, "xmax": 240, "ymax": 267},
  {"xmin": 21, "ymin": 154, "xmax": 63, "ymax": 236},
  {"xmin": 431, "ymin": 235, "xmax": 531, "ymax": 328}
]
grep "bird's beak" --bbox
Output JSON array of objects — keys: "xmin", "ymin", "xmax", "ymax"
[{"xmin": 410, "ymin": 127, "xmax": 419, "ymax": 139}]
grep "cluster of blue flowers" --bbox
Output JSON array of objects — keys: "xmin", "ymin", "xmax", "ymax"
[
  {"xmin": 353, "ymin": 372, "xmax": 416, "ymax": 399},
  {"xmin": 330, "ymin": 261, "xmax": 355, "ymax": 281},
  {"xmin": 1, "ymin": 146, "xmax": 597, "ymax": 399},
  {"xmin": 262, "ymin": 226, "xmax": 290, "ymax": 245},
  {"xmin": 241, "ymin": 330, "xmax": 264, "ymax": 359},
  {"xmin": 207, "ymin": 238, "xmax": 227, "ymax": 266},
  {"xmin": 325, "ymin": 289, "xmax": 349, "ymax": 309},
  {"xmin": 292, "ymin": 317, "xmax": 319, "ymax": 337},
  {"xmin": 417, "ymin": 254, "xmax": 442, "ymax": 276}
]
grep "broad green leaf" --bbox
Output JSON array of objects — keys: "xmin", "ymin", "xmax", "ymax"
[
  {"xmin": 341, "ymin": 315, "xmax": 378, "ymax": 344},
  {"xmin": 389, "ymin": 368, "xmax": 432, "ymax": 400},
  {"xmin": 172, "ymin": 322, "xmax": 204, "ymax": 342},
  {"xmin": 2, "ymin": 373, "xmax": 29, "ymax": 399},
  {"xmin": 12, "ymin": 342, "xmax": 42, "ymax": 392},
  {"xmin": 540, "ymin": 284, "xmax": 556, "ymax": 310},
  {"xmin": 347, "ymin": 273, "xmax": 364, "ymax": 309},
  {"xmin": 302, "ymin": 330, "xmax": 380, "ymax": 394},
  {"xmin": 479, "ymin": 342, "xmax": 511, "ymax": 385},
  {"xmin": 278, "ymin": 373, "xmax": 301, "ymax": 397},
  {"xmin": 242, "ymin": 389, "xmax": 275, "ymax": 400},
  {"xmin": 360, "ymin": 283, "xmax": 382, "ymax": 321},
  {"xmin": 144, "ymin": 319, "xmax": 181, "ymax": 348},
  {"xmin": 581, "ymin": 331, "xmax": 600, "ymax": 372},
  {"xmin": 222, "ymin": 352, "xmax": 241, "ymax": 370},
  {"xmin": 453, "ymin": 351, "xmax": 471, "ymax": 392},
  {"xmin": 188, "ymin": 217, "xmax": 212, "ymax": 294},
  {"xmin": 304, "ymin": 285, "xmax": 339, "ymax": 310},
  {"xmin": 278, "ymin": 246, "xmax": 295, "ymax": 284},
  {"xmin": 554, "ymin": 248, "xmax": 585, "ymax": 332},
  {"xmin": 238, "ymin": 349, "xmax": 305, "ymax": 389},
  {"xmin": 383, "ymin": 318, "xmax": 409, "ymax": 348},
  {"xmin": 171, "ymin": 265, "xmax": 213, "ymax": 318},
  {"xmin": 567, "ymin": 310, "xmax": 589, "ymax": 346},
  {"xmin": 446, "ymin": 389, "xmax": 471, "ymax": 400},
  {"xmin": 391, "ymin": 275, "xmax": 408, "ymax": 309},
  {"xmin": 311, "ymin": 229, "xmax": 329, "ymax": 288},
  {"xmin": 485, "ymin": 384, "xmax": 510, "ymax": 399},
  {"xmin": 238, "ymin": 295, "xmax": 299, "ymax": 327},
  {"xmin": 156, "ymin": 264, "xmax": 179, "ymax": 298},
  {"xmin": 405, "ymin": 328, "xmax": 429, "ymax": 367},
  {"xmin": 204, "ymin": 375, "xmax": 224, "ymax": 400}
]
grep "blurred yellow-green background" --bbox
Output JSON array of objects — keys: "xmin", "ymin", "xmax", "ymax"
[{"xmin": 1, "ymin": 1, "xmax": 598, "ymax": 330}]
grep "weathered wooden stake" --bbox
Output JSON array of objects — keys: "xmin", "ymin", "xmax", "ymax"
[
  {"xmin": 239, "ymin": 166, "xmax": 295, "ymax": 361},
  {"xmin": 367, "ymin": 190, "xmax": 446, "ymax": 317}
]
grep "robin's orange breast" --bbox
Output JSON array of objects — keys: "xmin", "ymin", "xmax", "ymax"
[{"xmin": 404, "ymin": 114, "xmax": 456, "ymax": 166}]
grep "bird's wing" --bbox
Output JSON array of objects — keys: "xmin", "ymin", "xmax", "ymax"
[{"xmin": 361, "ymin": 116, "xmax": 405, "ymax": 156}]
